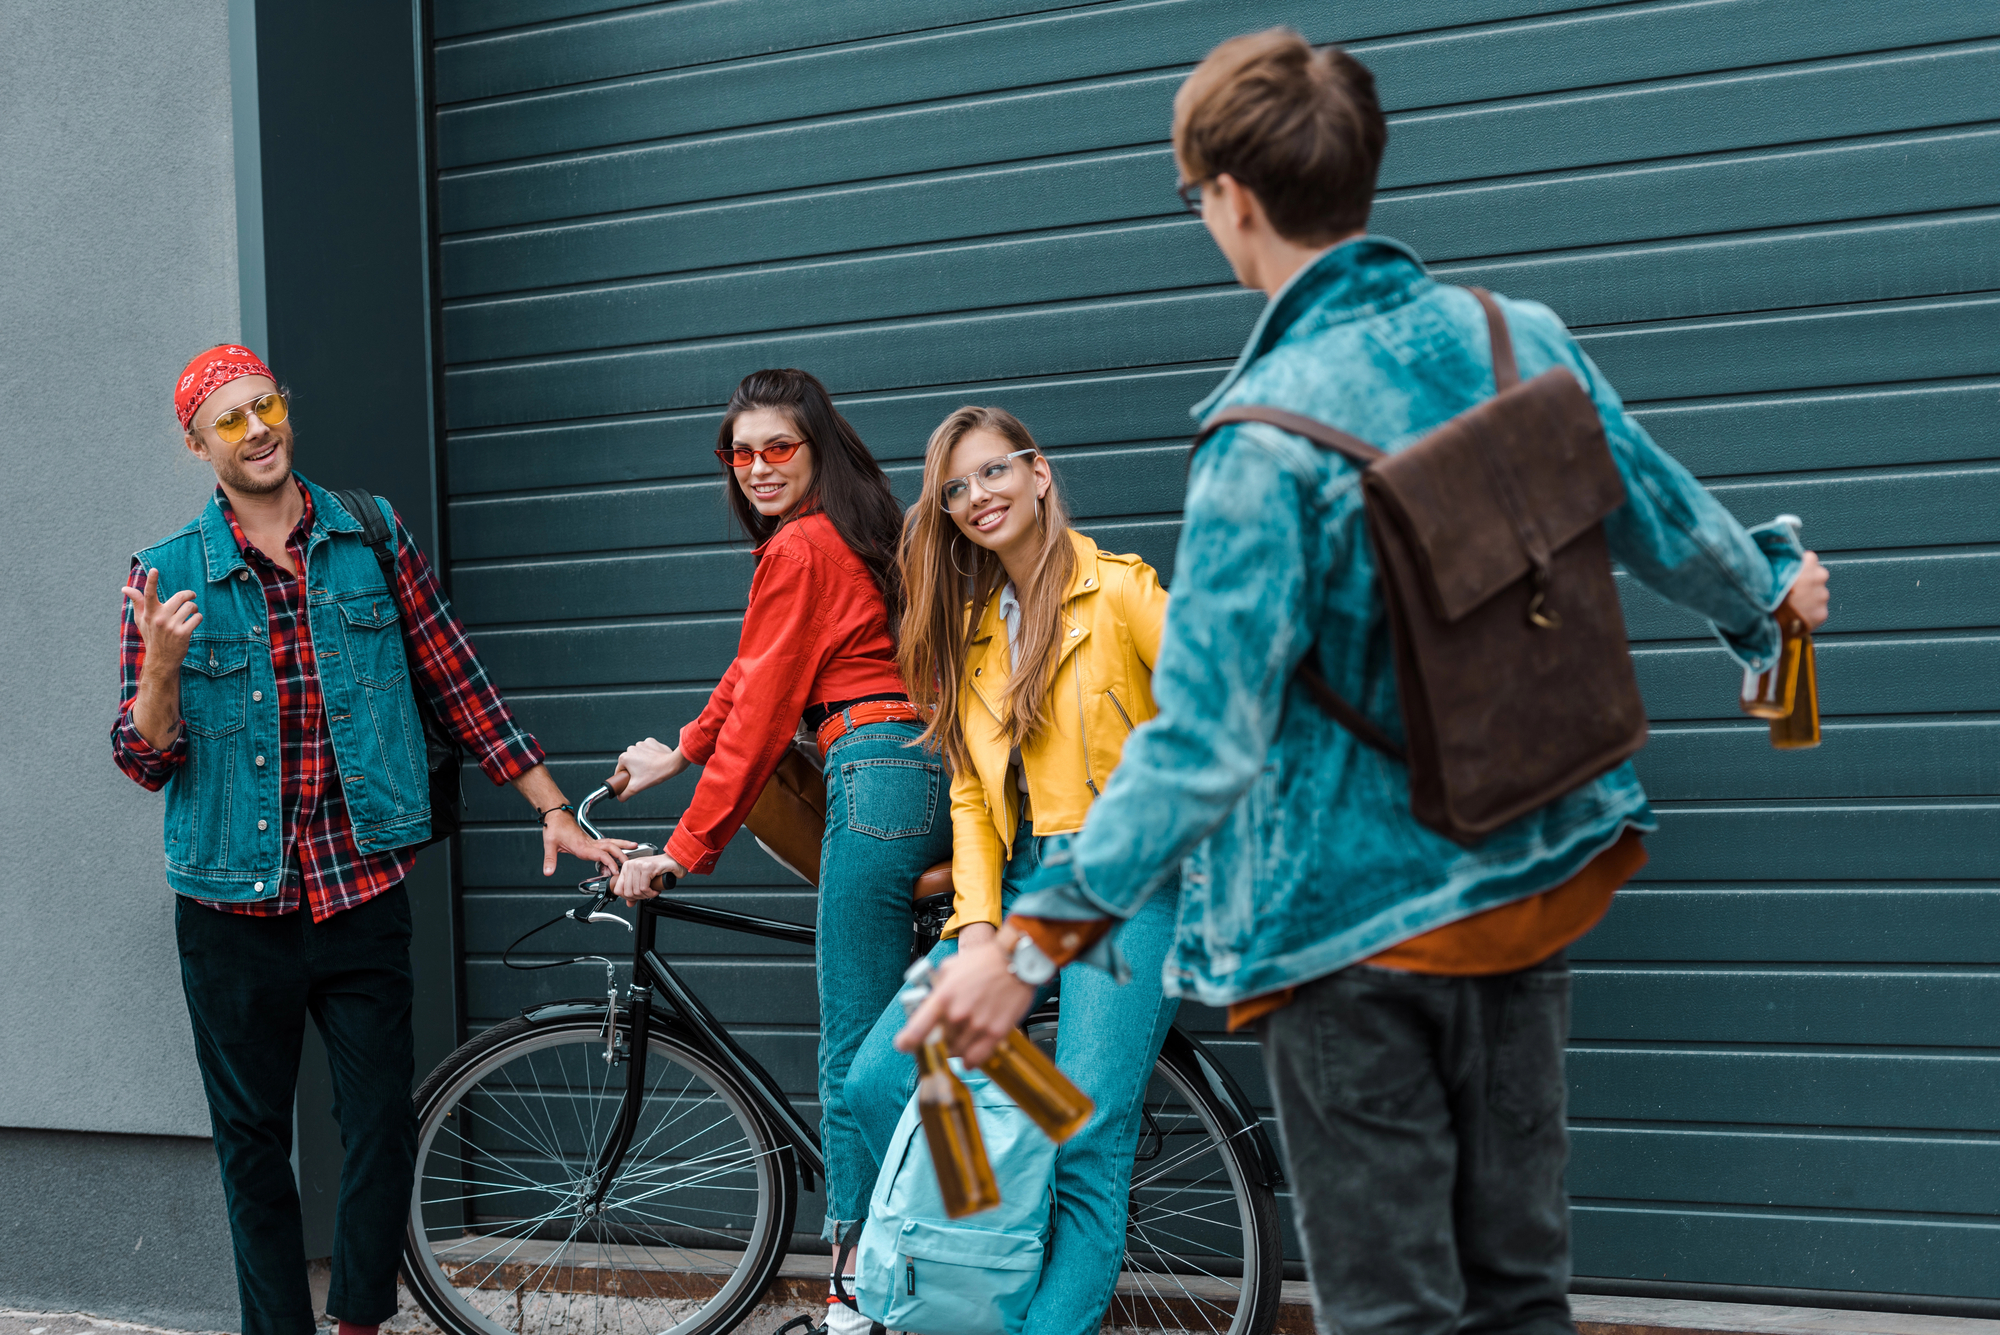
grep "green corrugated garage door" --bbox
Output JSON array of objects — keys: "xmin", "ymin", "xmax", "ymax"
[{"xmin": 426, "ymin": 0, "xmax": 2000, "ymax": 1304}]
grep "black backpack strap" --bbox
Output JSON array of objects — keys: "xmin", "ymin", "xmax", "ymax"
[
  {"xmin": 1188, "ymin": 409, "xmax": 1405, "ymax": 762},
  {"xmin": 333, "ymin": 488, "xmax": 395, "ymax": 573}
]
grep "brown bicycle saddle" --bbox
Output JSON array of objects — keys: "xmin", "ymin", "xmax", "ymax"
[{"xmin": 914, "ymin": 861, "xmax": 955, "ymax": 904}]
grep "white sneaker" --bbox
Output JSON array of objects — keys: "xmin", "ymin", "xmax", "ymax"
[{"xmin": 822, "ymin": 1296, "xmax": 875, "ymax": 1335}]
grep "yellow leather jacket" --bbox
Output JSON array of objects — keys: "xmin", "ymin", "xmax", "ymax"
[{"xmin": 944, "ymin": 531, "xmax": 1168, "ymax": 935}]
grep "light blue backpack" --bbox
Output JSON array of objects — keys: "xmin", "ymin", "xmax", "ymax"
[{"xmin": 854, "ymin": 1060, "xmax": 1056, "ymax": 1335}]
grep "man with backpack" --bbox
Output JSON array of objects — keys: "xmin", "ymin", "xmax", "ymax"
[
  {"xmin": 904, "ymin": 29, "xmax": 1830, "ymax": 1335},
  {"xmin": 113, "ymin": 345, "xmax": 629, "ymax": 1335}
]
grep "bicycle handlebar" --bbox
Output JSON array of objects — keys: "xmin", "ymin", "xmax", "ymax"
[
  {"xmin": 573, "ymin": 784, "xmax": 678, "ymax": 905},
  {"xmin": 577, "ymin": 785, "xmax": 615, "ymax": 840}
]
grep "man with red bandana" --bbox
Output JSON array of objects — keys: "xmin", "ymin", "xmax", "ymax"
[{"xmin": 115, "ymin": 346, "xmax": 630, "ymax": 1335}]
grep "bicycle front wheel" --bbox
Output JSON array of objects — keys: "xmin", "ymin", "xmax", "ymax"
[{"xmin": 404, "ymin": 1010, "xmax": 798, "ymax": 1335}]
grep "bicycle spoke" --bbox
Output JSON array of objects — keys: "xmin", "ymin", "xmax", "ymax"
[
  {"xmin": 609, "ymin": 1104, "xmax": 743, "ymax": 1191},
  {"xmin": 498, "ymin": 1061, "xmax": 575, "ymax": 1171},
  {"xmin": 442, "ymin": 1104, "xmax": 590, "ymax": 1197},
  {"xmin": 1127, "ymin": 1125, "xmax": 1240, "ymax": 1193},
  {"xmin": 1103, "ymin": 1039, "xmax": 1277, "ymax": 1335},
  {"xmin": 406, "ymin": 1017, "xmax": 800, "ymax": 1335}
]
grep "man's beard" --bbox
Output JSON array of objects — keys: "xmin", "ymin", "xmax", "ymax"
[{"xmin": 216, "ymin": 435, "xmax": 294, "ymax": 494}]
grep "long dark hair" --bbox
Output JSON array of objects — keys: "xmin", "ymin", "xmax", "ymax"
[{"xmin": 717, "ymin": 368, "xmax": 908, "ymax": 633}]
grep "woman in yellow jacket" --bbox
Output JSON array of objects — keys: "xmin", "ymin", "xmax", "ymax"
[{"xmin": 843, "ymin": 405, "xmax": 1179, "ymax": 1335}]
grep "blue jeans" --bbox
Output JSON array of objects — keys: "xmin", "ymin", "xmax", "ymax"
[
  {"xmin": 845, "ymin": 827, "xmax": 1181, "ymax": 1335},
  {"xmin": 817, "ymin": 720, "xmax": 953, "ymax": 1243}
]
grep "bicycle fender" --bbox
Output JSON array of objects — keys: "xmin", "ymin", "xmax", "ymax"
[
  {"xmin": 520, "ymin": 998, "xmax": 612, "ymax": 1024},
  {"xmin": 1161, "ymin": 1027, "xmax": 1287, "ymax": 1189}
]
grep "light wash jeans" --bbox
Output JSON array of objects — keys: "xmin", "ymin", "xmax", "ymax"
[
  {"xmin": 844, "ymin": 824, "xmax": 1181, "ymax": 1335},
  {"xmin": 816, "ymin": 720, "xmax": 953, "ymax": 1243}
]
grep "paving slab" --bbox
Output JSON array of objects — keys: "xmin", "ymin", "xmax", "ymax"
[{"xmin": 14, "ymin": 1288, "xmax": 1999, "ymax": 1335}]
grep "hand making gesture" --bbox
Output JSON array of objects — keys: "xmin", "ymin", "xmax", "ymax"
[{"xmin": 120, "ymin": 568, "xmax": 202, "ymax": 750}]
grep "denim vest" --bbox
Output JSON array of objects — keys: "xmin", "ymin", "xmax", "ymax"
[{"xmin": 133, "ymin": 477, "xmax": 431, "ymax": 900}]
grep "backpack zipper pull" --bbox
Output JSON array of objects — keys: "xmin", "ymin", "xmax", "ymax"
[{"xmin": 906, "ymin": 1256, "xmax": 916, "ymax": 1295}]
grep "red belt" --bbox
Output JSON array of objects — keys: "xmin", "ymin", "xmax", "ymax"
[{"xmin": 816, "ymin": 700, "xmax": 927, "ymax": 757}]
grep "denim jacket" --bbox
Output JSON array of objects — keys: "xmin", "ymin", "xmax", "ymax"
[{"xmin": 1023, "ymin": 237, "xmax": 1802, "ymax": 1007}]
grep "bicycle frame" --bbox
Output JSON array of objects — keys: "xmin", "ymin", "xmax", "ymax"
[
  {"xmin": 561, "ymin": 789, "xmax": 1280, "ymax": 1226},
  {"xmin": 567, "ymin": 788, "xmax": 827, "ymax": 1207}
]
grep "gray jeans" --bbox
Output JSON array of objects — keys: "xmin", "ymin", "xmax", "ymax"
[{"xmin": 1260, "ymin": 954, "xmax": 1575, "ymax": 1335}]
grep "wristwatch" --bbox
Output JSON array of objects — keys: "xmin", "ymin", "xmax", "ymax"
[{"xmin": 1005, "ymin": 931, "xmax": 1058, "ymax": 987}]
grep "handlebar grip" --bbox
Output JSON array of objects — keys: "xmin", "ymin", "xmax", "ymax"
[{"xmin": 650, "ymin": 871, "xmax": 678, "ymax": 894}]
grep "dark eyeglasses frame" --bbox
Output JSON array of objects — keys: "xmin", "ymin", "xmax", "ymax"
[
  {"xmin": 1176, "ymin": 178, "xmax": 1209, "ymax": 216},
  {"xmin": 714, "ymin": 439, "xmax": 806, "ymax": 469}
]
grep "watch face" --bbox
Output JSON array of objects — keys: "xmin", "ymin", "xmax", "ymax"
[{"xmin": 1012, "ymin": 936, "xmax": 1057, "ymax": 984}]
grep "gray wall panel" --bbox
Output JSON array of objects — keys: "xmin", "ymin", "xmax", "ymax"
[
  {"xmin": 0, "ymin": 10, "xmax": 248, "ymax": 1321},
  {"xmin": 0, "ymin": 1129, "xmax": 238, "ymax": 1331},
  {"xmin": 0, "ymin": 0, "xmax": 246, "ymax": 1142}
]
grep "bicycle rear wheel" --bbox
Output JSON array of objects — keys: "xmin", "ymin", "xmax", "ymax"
[
  {"xmin": 404, "ymin": 1011, "xmax": 798, "ymax": 1335},
  {"xmin": 1025, "ymin": 1010, "xmax": 1284, "ymax": 1335}
]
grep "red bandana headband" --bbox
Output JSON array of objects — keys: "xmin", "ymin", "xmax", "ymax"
[{"xmin": 175, "ymin": 345, "xmax": 277, "ymax": 429}]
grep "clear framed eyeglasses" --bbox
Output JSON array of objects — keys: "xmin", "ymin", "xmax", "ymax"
[{"xmin": 940, "ymin": 448, "xmax": 1037, "ymax": 512}]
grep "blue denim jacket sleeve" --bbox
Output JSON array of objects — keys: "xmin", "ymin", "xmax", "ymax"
[
  {"xmin": 1519, "ymin": 300, "xmax": 1805, "ymax": 671},
  {"xmin": 1036, "ymin": 422, "xmax": 1331, "ymax": 922}
]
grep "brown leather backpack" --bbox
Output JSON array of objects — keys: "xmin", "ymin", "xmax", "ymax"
[{"xmin": 1194, "ymin": 287, "xmax": 1647, "ymax": 845}]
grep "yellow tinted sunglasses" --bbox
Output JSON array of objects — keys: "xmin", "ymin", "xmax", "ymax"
[{"xmin": 204, "ymin": 392, "xmax": 290, "ymax": 443}]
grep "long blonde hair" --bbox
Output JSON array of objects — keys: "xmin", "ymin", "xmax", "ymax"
[{"xmin": 900, "ymin": 407, "xmax": 1077, "ymax": 772}]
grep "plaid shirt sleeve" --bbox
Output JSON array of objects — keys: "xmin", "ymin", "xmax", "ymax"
[
  {"xmin": 112, "ymin": 560, "xmax": 188, "ymax": 791},
  {"xmin": 386, "ymin": 508, "xmax": 545, "ymax": 785}
]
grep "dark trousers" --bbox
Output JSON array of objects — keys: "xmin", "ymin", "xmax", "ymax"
[
  {"xmin": 176, "ymin": 885, "xmax": 418, "ymax": 1335},
  {"xmin": 1260, "ymin": 953, "xmax": 1574, "ymax": 1335}
]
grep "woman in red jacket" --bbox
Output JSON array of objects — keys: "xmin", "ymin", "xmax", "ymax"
[{"xmin": 608, "ymin": 369, "xmax": 950, "ymax": 1317}]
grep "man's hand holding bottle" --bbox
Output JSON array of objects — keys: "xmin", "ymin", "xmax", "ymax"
[{"xmin": 1786, "ymin": 550, "xmax": 1830, "ymax": 629}]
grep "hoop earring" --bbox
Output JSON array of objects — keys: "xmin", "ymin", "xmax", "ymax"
[{"xmin": 948, "ymin": 538, "xmax": 975, "ymax": 578}]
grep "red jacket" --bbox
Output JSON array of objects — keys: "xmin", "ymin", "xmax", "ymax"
[{"xmin": 669, "ymin": 512, "xmax": 904, "ymax": 873}]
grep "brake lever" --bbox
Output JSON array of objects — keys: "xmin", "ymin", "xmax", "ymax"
[
  {"xmin": 570, "ymin": 876, "xmax": 632, "ymax": 931},
  {"xmin": 570, "ymin": 838, "xmax": 663, "ymax": 931}
]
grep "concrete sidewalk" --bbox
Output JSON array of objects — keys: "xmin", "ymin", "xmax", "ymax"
[{"xmin": 10, "ymin": 1292, "xmax": 2000, "ymax": 1335}]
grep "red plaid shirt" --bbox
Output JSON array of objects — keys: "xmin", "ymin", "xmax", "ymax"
[{"xmin": 114, "ymin": 482, "xmax": 543, "ymax": 921}]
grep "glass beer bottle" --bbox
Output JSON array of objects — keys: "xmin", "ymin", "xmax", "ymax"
[
  {"xmin": 913, "ymin": 1027, "xmax": 1001, "ymax": 1218},
  {"xmin": 899, "ymin": 975, "xmax": 1001, "ymax": 1217},
  {"xmin": 1738, "ymin": 517, "xmax": 1821, "ymax": 749},
  {"xmin": 904, "ymin": 958, "xmax": 1095, "ymax": 1143},
  {"xmin": 1767, "ymin": 619, "xmax": 1820, "ymax": 749}
]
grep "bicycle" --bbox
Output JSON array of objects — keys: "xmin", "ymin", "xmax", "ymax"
[{"xmin": 403, "ymin": 785, "xmax": 1286, "ymax": 1335}]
